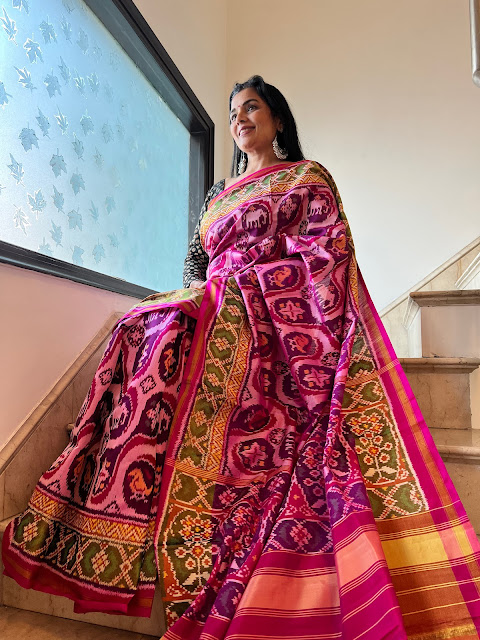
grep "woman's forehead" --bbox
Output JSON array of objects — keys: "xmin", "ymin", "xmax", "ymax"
[{"xmin": 231, "ymin": 87, "xmax": 261, "ymax": 110}]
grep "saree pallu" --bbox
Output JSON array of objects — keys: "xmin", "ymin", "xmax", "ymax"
[{"xmin": 3, "ymin": 160, "xmax": 480, "ymax": 639}]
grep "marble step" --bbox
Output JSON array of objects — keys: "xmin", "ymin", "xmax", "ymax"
[
  {"xmin": 0, "ymin": 605, "xmax": 153, "ymax": 640},
  {"xmin": 399, "ymin": 357, "xmax": 480, "ymax": 429},
  {"xmin": 0, "ymin": 516, "xmax": 165, "ymax": 636},
  {"xmin": 430, "ymin": 427, "xmax": 480, "ymax": 535},
  {"xmin": 403, "ymin": 289, "xmax": 480, "ymax": 357}
]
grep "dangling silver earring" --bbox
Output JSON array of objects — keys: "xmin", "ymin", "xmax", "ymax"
[
  {"xmin": 238, "ymin": 152, "xmax": 247, "ymax": 174},
  {"xmin": 272, "ymin": 134, "xmax": 287, "ymax": 160}
]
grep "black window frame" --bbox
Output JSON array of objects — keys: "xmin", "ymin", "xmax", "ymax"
[{"xmin": 0, "ymin": 0, "xmax": 214, "ymax": 299}]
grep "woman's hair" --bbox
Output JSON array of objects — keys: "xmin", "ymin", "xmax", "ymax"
[{"xmin": 229, "ymin": 75, "xmax": 304, "ymax": 177}]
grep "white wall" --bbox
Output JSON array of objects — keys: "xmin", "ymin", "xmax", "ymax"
[{"xmin": 225, "ymin": 0, "xmax": 480, "ymax": 310}]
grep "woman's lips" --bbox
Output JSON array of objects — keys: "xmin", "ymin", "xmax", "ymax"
[{"xmin": 239, "ymin": 127, "xmax": 254, "ymax": 136}]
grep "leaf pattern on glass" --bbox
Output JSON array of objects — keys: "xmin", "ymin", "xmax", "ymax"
[
  {"xmin": 76, "ymin": 28, "xmax": 88, "ymax": 53},
  {"xmin": 50, "ymin": 150, "xmax": 67, "ymax": 177},
  {"xmin": 39, "ymin": 238, "xmax": 53, "ymax": 256},
  {"xmin": 101, "ymin": 122, "xmax": 113, "ymax": 143},
  {"xmin": 68, "ymin": 208, "xmax": 82, "ymax": 230},
  {"xmin": 55, "ymin": 108, "xmax": 68, "ymax": 134},
  {"xmin": 36, "ymin": 108, "xmax": 50, "ymax": 137},
  {"xmin": 39, "ymin": 19, "xmax": 57, "ymax": 44},
  {"xmin": 7, "ymin": 154, "xmax": 24, "ymax": 184},
  {"xmin": 13, "ymin": 205, "xmax": 30, "ymax": 234},
  {"xmin": 58, "ymin": 56, "xmax": 70, "ymax": 83},
  {"xmin": 70, "ymin": 171, "xmax": 85, "ymax": 195},
  {"xmin": 52, "ymin": 185, "xmax": 64, "ymax": 212},
  {"xmin": 105, "ymin": 196, "xmax": 115, "ymax": 214},
  {"xmin": 93, "ymin": 242, "xmax": 105, "ymax": 264},
  {"xmin": 60, "ymin": 17, "xmax": 72, "ymax": 41},
  {"xmin": 108, "ymin": 233, "xmax": 119, "ymax": 248},
  {"xmin": 14, "ymin": 66, "xmax": 36, "ymax": 92},
  {"xmin": 1, "ymin": 8, "xmax": 17, "ymax": 42},
  {"xmin": 87, "ymin": 71, "xmax": 99, "ymax": 95},
  {"xmin": 73, "ymin": 71, "xmax": 85, "ymax": 94},
  {"xmin": 80, "ymin": 113, "xmax": 94, "ymax": 135},
  {"xmin": 28, "ymin": 189, "xmax": 47, "ymax": 217},
  {"xmin": 72, "ymin": 245, "xmax": 84, "ymax": 265},
  {"xmin": 62, "ymin": 0, "xmax": 75, "ymax": 13},
  {"xmin": 72, "ymin": 133, "xmax": 84, "ymax": 159},
  {"xmin": 12, "ymin": 0, "xmax": 30, "ymax": 13},
  {"xmin": 50, "ymin": 220, "xmax": 62, "ymax": 246},
  {"xmin": 103, "ymin": 82, "xmax": 113, "ymax": 103},
  {"xmin": 23, "ymin": 38, "xmax": 43, "ymax": 63},
  {"xmin": 93, "ymin": 148, "xmax": 103, "ymax": 167},
  {"xmin": 0, "ymin": 81, "xmax": 13, "ymax": 106},
  {"xmin": 44, "ymin": 72, "xmax": 61, "ymax": 97},
  {"xmin": 89, "ymin": 201, "xmax": 99, "ymax": 221},
  {"xmin": 19, "ymin": 126, "xmax": 39, "ymax": 151}
]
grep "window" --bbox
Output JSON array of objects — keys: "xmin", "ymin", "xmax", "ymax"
[{"xmin": 0, "ymin": 0, "xmax": 213, "ymax": 296}]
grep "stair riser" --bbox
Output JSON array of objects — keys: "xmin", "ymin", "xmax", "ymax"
[
  {"xmin": 409, "ymin": 305, "xmax": 480, "ymax": 358},
  {"xmin": 442, "ymin": 459, "xmax": 480, "ymax": 535},
  {"xmin": 404, "ymin": 371, "xmax": 473, "ymax": 429}
]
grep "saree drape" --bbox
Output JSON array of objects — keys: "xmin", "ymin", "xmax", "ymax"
[{"xmin": 3, "ymin": 160, "xmax": 480, "ymax": 639}]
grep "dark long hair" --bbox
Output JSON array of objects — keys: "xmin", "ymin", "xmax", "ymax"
[{"xmin": 229, "ymin": 75, "xmax": 304, "ymax": 177}]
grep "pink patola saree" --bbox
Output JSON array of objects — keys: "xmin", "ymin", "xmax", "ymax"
[{"xmin": 3, "ymin": 160, "xmax": 480, "ymax": 639}]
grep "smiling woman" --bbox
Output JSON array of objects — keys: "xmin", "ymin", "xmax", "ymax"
[{"xmin": 3, "ymin": 75, "xmax": 480, "ymax": 640}]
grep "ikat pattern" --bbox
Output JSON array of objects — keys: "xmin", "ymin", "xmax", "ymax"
[{"xmin": 4, "ymin": 160, "xmax": 480, "ymax": 640}]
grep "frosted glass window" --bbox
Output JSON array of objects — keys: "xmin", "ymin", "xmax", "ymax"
[{"xmin": 0, "ymin": 0, "xmax": 200, "ymax": 293}]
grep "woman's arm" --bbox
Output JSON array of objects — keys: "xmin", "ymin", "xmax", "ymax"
[{"xmin": 182, "ymin": 180, "xmax": 225, "ymax": 288}]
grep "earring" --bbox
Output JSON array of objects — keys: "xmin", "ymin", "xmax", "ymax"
[
  {"xmin": 238, "ymin": 152, "xmax": 247, "ymax": 174},
  {"xmin": 272, "ymin": 134, "xmax": 287, "ymax": 159}
]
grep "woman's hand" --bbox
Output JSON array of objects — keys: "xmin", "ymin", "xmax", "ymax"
[{"xmin": 189, "ymin": 280, "xmax": 206, "ymax": 289}]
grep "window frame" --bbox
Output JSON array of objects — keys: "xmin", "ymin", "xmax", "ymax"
[{"xmin": 0, "ymin": 0, "xmax": 214, "ymax": 299}]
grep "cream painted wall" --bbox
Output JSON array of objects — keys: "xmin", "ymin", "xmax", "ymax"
[
  {"xmin": 225, "ymin": 0, "xmax": 480, "ymax": 310},
  {"xmin": 1, "ymin": 1, "xmax": 229, "ymax": 450}
]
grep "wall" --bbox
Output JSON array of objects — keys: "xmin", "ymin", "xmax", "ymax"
[
  {"xmin": 0, "ymin": 265, "xmax": 139, "ymax": 449},
  {"xmin": 1, "ymin": 0, "xmax": 229, "ymax": 450},
  {"xmin": 225, "ymin": 0, "xmax": 480, "ymax": 310}
]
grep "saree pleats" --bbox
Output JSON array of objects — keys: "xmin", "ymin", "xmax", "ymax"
[{"xmin": 3, "ymin": 160, "xmax": 480, "ymax": 638}]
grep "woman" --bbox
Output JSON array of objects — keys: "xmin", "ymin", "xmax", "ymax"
[{"xmin": 3, "ymin": 76, "xmax": 480, "ymax": 640}]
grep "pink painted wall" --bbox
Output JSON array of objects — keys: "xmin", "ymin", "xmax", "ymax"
[{"xmin": 0, "ymin": 263, "xmax": 139, "ymax": 449}]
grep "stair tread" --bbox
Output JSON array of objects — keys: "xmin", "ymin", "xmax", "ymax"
[
  {"xmin": 410, "ymin": 289, "xmax": 480, "ymax": 306},
  {"xmin": 399, "ymin": 357, "xmax": 480, "ymax": 373},
  {"xmin": 0, "ymin": 605, "xmax": 154, "ymax": 639}
]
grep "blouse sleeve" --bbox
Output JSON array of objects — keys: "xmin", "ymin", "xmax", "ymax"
[{"xmin": 182, "ymin": 180, "xmax": 225, "ymax": 288}]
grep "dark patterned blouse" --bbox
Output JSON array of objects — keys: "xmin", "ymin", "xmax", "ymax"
[{"xmin": 182, "ymin": 179, "xmax": 226, "ymax": 288}]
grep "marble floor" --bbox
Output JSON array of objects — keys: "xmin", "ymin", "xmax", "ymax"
[{"xmin": 0, "ymin": 606, "xmax": 158, "ymax": 640}]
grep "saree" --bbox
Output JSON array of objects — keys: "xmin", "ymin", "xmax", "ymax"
[{"xmin": 3, "ymin": 160, "xmax": 480, "ymax": 639}]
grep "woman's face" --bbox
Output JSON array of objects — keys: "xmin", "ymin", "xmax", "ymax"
[{"xmin": 229, "ymin": 87, "xmax": 281, "ymax": 155}]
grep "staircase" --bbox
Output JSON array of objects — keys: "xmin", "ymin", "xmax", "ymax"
[{"xmin": 399, "ymin": 279, "xmax": 480, "ymax": 535}]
